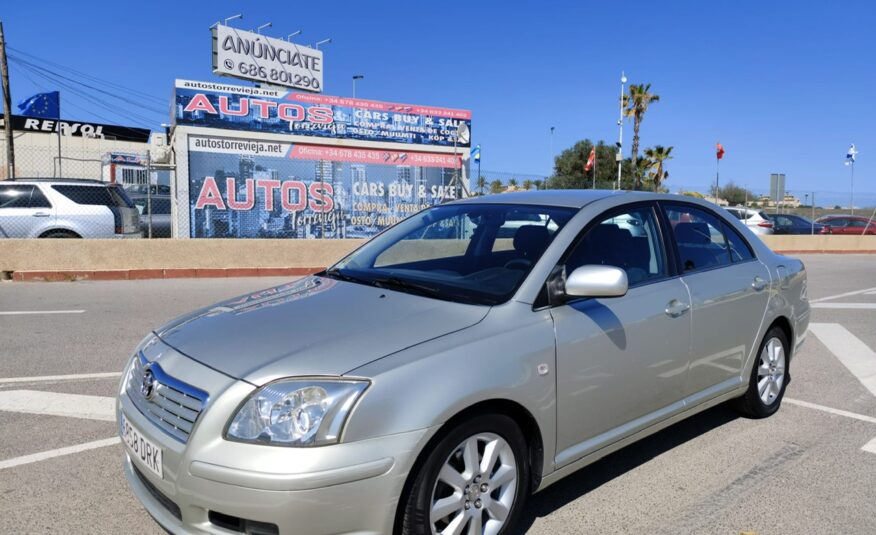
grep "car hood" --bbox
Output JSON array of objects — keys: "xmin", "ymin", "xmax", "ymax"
[{"xmin": 154, "ymin": 276, "xmax": 489, "ymax": 385}]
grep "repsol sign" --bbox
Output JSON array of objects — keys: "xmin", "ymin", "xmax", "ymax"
[{"xmin": 0, "ymin": 114, "xmax": 151, "ymax": 143}]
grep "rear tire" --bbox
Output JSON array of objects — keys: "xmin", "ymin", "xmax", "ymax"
[
  {"xmin": 734, "ymin": 326, "xmax": 790, "ymax": 418},
  {"xmin": 40, "ymin": 230, "xmax": 81, "ymax": 239},
  {"xmin": 400, "ymin": 414, "xmax": 529, "ymax": 535}
]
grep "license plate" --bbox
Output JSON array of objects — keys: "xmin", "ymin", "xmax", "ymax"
[{"xmin": 121, "ymin": 413, "xmax": 163, "ymax": 479}]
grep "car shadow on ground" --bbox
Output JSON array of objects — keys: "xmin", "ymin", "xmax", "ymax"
[{"xmin": 509, "ymin": 403, "xmax": 741, "ymax": 534}]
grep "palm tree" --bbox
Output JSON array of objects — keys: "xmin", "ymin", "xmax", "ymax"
[
  {"xmin": 522, "ymin": 179, "xmax": 534, "ymax": 191},
  {"xmin": 624, "ymin": 83, "xmax": 660, "ymax": 189},
  {"xmin": 476, "ymin": 175, "xmax": 487, "ymax": 195},
  {"xmin": 643, "ymin": 145, "xmax": 673, "ymax": 191},
  {"xmin": 533, "ymin": 179, "xmax": 543, "ymax": 190},
  {"xmin": 508, "ymin": 178, "xmax": 518, "ymax": 190},
  {"xmin": 489, "ymin": 179, "xmax": 504, "ymax": 194}
]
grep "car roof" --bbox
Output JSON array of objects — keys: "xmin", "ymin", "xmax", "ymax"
[
  {"xmin": 449, "ymin": 189, "xmax": 727, "ymax": 209},
  {"xmin": 8, "ymin": 178, "xmax": 110, "ymax": 186}
]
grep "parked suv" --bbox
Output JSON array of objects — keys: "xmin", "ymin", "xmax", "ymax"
[
  {"xmin": 0, "ymin": 179, "xmax": 140, "ymax": 238},
  {"xmin": 724, "ymin": 207, "xmax": 775, "ymax": 235}
]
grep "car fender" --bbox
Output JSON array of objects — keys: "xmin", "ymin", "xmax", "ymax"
[{"xmin": 343, "ymin": 301, "xmax": 557, "ymax": 473}]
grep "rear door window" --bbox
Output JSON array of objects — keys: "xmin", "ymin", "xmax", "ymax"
[{"xmin": 30, "ymin": 187, "xmax": 52, "ymax": 208}]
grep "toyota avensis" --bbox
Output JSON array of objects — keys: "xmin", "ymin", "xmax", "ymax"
[{"xmin": 117, "ymin": 190, "xmax": 809, "ymax": 535}]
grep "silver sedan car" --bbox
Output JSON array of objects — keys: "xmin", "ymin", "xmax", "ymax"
[{"xmin": 117, "ymin": 190, "xmax": 809, "ymax": 535}]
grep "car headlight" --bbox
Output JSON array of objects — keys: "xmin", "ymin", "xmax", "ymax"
[{"xmin": 225, "ymin": 379, "xmax": 369, "ymax": 447}]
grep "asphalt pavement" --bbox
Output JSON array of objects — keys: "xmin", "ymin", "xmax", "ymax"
[{"xmin": 1, "ymin": 255, "xmax": 875, "ymax": 534}]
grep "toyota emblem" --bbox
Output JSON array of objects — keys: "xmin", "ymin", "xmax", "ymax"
[{"xmin": 140, "ymin": 365, "xmax": 156, "ymax": 400}]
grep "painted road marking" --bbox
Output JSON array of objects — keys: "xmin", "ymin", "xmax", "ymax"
[
  {"xmin": 0, "ymin": 437, "xmax": 119, "ymax": 471},
  {"xmin": 810, "ymin": 287, "xmax": 876, "ymax": 303},
  {"xmin": 0, "ymin": 372, "xmax": 121, "ymax": 384},
  {"xmin": 784, "ymin": 398, "xmax": 876, "ymax": 425},
  {"xmin": 863, "ymin": 437, "xmax": 876, "ymax": 454},
  {"xmin": 809, "ymin": 323, "xmax": 876, "ymax": 397},
  {"xmin": 0, "ymin": 390, "xmax": 115, "ymax": 421},
  {"xmin": 0, "ymin": 310, "xmax": 85, "ymax": 315},
  {"xmin": 811, "ymin": 303, "xmax": 876, "ymax": 309}
]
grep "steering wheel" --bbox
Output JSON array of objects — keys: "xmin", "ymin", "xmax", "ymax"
[{"xmin": 504, "ymin": 258, "xmax": 532, "ymax": 270}]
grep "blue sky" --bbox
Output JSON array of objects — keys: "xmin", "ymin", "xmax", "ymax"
[{"xmin": 3, "ymin": 0, "xmax": 874, "ymax": 198}]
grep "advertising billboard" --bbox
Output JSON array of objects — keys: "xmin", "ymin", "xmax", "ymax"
[
  {"xmin": 211, "ymin": 26, "xmax": 323, "ymax": 92},
  {"xmin": 186, "ymin": 134, "xmax": 465, "ymax": 239},
  {"xmin": 173, "ymin": 80, "xmax": 472, "ymax": 147}
]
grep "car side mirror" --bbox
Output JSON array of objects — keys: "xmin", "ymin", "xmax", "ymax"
[{"xmin": 565, "ymin": 265, "xmax": 628, "ymax": 298}]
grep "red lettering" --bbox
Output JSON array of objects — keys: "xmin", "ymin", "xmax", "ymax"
[
  {"xmin": 281, "ymin": 181, "xmax": 307, "ymax": 212},
  {"xmin": 250, "ymin": 99, "xmax": 276, "ymax": 118},
  {"xmin": 278, "ymin": 103, "xmax": 305, "ymax": 122},
  {"xmin": 307, "ymin": 107, "xmax": 334, "ymax": 124},
  {"xmin": 226, "ymin": 178, "xmax": 255, "ymax": 210},
  {"xmin": 255, "ymin": 179, "xmax": 281, "ymax": 210},
  {"xmin": 194, "ymin": 177, "xmax": 226, "ymax": 210},
  {"xmin": 308, "ymin": 182, "xmax": 334, "ymax": 213},
  {"xmin": 183, "ymin": 94, "xmax": 217, "ymax": 114},
  {"xmin": 218, "ymin": 96, "xmax": 249, "ymax": 116}
]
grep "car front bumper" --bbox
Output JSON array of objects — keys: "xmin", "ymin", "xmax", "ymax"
[{"xmin": 117, "ymin": 342, "xmax": 433, "ymax": 535}]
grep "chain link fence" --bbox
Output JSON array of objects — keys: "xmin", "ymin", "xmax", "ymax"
[{"xmin": 2, "ymin": 150, "xmax": 874, "ymax": 239}]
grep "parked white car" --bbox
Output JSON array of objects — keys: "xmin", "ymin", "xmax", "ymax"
[
  {"xmin": 724, "ymin": 207, "xmax": 775, "ymax": 235},
  {"xmin": 0, "ymin": 179, "xmax": 141, "ymax": 238}
]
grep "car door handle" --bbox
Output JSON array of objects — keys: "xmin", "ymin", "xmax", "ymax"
[
  {"xmin": 32, "ymin": 212, "xmax": 50, "ymax": 217},
  {"xmin": 751, "ymin": 276, "xmax": 767, "ymax": 291},
  {"xmin": 665, "ymin": 300, "xmax": 690, "ymax": 318}
]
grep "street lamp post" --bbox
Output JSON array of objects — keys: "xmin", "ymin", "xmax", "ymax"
[
  {"xmin": 352, "ymin": 74, "xmax": 364, "ymax": 98},
  {"xmin": 314, "ymin": 38, "xmax": 332, "ymax": 50},
  {"xmin": 549, "ymin": 126, "xmax": 555, "ymax": 176},
  {"xmin": 616, "ymin": 71, "xmax": 627, "ymax": 190}
]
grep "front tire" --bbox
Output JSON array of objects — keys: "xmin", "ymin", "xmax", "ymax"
[
  {"xmin": 734, "ymin": 326, "xmax": 790, "ymax": 418},
  {"xmin": 400, "ymin": 414, "xmax": 529, "ymax": 535}
]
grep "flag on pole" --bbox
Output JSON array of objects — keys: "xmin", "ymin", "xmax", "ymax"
[
  {"xmin": 584, "ymin": 148, "xmax": 595, "ymax": 172},
  {"xmin": 470, "ymin": 144, "xmax": 481, "ymax": 163},
  {"xmin": 846, "ymin": 144, "xmax": 857, "ymax": 165},
  {"xmin": 716, "ymin": 143, "xmax": 725, "ymax": 160},
  {"xmin": 17, "ymin": 91, "xmax": 60, "ymax": 119}
]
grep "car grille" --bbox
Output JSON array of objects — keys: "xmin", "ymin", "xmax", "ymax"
[{"xmin": 126, "ymin": 352, "xmax": 209, "ymax": 443}]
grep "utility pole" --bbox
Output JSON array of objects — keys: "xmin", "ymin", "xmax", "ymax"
[
  {"xmin": 0, "ymin": 21, "xmax": 15, "ymax": 179},
  {"xmin": 616, "ymin": 72, "xmax": 627, "ymax": 190}
]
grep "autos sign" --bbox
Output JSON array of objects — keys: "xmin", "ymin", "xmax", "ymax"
[
  {"xmin": 212, "ymin": 25, "xmax": 323, "ymax": 92},
  {"xmin": 187, "ymin": 134, "xmax": 464, "ymax": 239},
  {"xmin": 173, "ymin": 79, "xmax": 472, "ymax": 148}
]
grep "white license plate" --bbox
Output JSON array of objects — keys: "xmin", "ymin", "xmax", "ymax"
[{"xmin": 121, "ymin": 413, "xmax": 163, "ymax": 479}]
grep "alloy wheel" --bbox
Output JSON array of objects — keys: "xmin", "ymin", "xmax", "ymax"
[
  {"xmin": 757, "ymin": 337, "xmax": 786, "ymax": 405},
  {"xmin": 429, "ymin": 432, "xmax": 518, "ymax": 535}
]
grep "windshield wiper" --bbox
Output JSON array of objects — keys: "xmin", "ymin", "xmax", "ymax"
[
  {"xmin": 321, "ymin": 268, "xmax": 374, "ymax": 286},
  {"xmin": 371, "ymin": 276, "xmax": 490, "ymax": 305}
]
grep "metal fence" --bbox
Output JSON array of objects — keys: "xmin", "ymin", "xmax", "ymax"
[{"xmin": 2, "ymin": 154, "xmax": 874, "ymax": 239}]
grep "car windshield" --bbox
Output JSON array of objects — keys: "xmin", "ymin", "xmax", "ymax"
[{"xmin": 326, "ymin": 203, "xmax": 577, "ymax": 306}]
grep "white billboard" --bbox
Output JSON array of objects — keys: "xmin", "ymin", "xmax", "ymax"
[{"xmin": 211, "ymin": 25, "xmax": 323, "ymax": 92}]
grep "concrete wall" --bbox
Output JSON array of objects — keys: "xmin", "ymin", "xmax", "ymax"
[
  {"xmin": 0, "ymin": 239, "xmax": 362, "ymax": 272},
  {"xmin": 1, "ymin": 235, "xmax": 874, "ymax": 276}
]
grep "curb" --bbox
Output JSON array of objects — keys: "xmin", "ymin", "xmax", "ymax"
[{"xmin": 10, "ymin": 267, "xmax": 323, "ymax": 282}]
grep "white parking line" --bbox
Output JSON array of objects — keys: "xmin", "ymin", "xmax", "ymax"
[
  {"xmin": 809, "ymin": 323, "xmax": 876, "ymax": 397},
  {"xmin": 811, "ymin": 303, "xmax": 876, "ymax": 309},
  {"xmin": 0, "ymin": 372, "xmax": 121, "ymax": 384},
  {"xmin": 0, "ymin": 310, "xmax": 85, "ymax": 315},
  {"xmin": 784, "ymin": 398, "xmax": 876, "ymax": 425},
  {"xmin": 863, "ymin": 437, "xmax": 876, "ymax": 454},
  {"xmin": 810, "ymin": 287, "xmax": 876, "ymax": 303},
  {"xmin": 0, "ymin": 437, "xmax": 120, "ymax": 471},
  {"xmin": 0, "ymin": 390, "xmax": 115, "ymax": 421}
]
